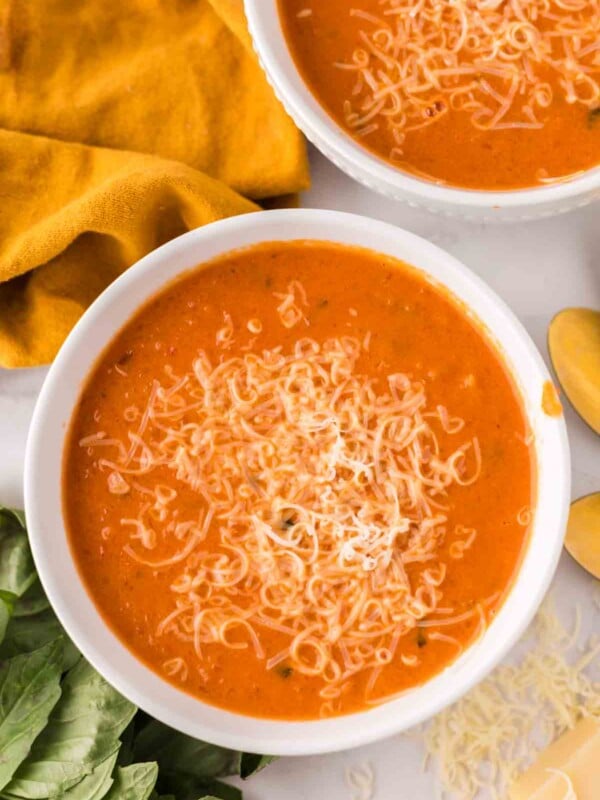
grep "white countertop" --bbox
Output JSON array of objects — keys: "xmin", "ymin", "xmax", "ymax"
[{"xmin": 1, "ymin": 148, "xmax": 599, "ymax": 799}]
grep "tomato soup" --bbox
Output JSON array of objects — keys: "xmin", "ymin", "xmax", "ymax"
[
  {"xmin": 278, "ymin": 1, "xmax": 600, "ymax": 190},
  {"xmin": 63, "ymin": 242, "xmax": 534, "ymax": 720}
]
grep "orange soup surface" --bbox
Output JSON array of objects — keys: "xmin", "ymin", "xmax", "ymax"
[
  {"xmin": 278, "ymin": 1, "xmax": 600, "ymax": 190},
  {"xmin": 64, "ymin": 242, "xmax": 534, "ymax": 720}
]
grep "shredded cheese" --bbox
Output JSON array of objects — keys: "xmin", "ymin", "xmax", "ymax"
[
  {"xmin": 215, "ymin": 311, "xmax": 234, "ymax": 349},
  {"xmin": 84, "ymin": 308, "xmax": 484, "ymax": 710},
  {"xmin": 422, "ymin": 600, "xmax": 600, "ymax": 799},
  {"xmin": 337, "ymin": 0, "xmax": 600, "ymax": 167},
  {"xmin": 274, "ymin": 280, "xmax": 309, "ymax": 328},
  {"xmin": 517, "ymin": 505, "xmax": 533, "ymax": 526},
  {"xmin": 163, "ymin": 656, "xmax": 189, "ymax": 682},
  {"xmin": 345, "ymin": 762, "xmax": 375, "ymax": 800},
  {"xmin": 546, "ymin": 768, "xmax": 578, "ymax": 800}
]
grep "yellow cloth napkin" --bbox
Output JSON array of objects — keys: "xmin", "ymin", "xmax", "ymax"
[{"xmin": 0, "ymin": 0, "xmax": 309, "ymax": 368}]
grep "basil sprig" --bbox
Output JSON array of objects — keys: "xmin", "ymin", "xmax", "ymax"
[{"xmin": 0, "ymin": 507, "xmax": 272, "ymax": 800}]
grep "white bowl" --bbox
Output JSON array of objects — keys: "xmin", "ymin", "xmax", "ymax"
[
  {"xmin": 25, "ymin": 209, "xmax": 570, "ymax": 755},
  {"xmin": 244, "ymin": 0, "xmax": 600, "ymax": 222}
]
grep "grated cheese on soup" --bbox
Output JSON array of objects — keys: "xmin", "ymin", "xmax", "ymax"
[
  {"xmin": 336, "ymin": 0, "xmax": 600, "ymax": 169},
  {"xmin": 84, "ymin": 325, "xmax": 484, "ymax": 711}
]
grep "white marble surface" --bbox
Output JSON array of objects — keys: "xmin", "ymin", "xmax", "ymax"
[{"xmin": 0, "ymin": 148, "xmax": 599, "ymax": 799}]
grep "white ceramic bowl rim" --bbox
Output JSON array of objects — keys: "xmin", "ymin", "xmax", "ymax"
[
  {"xmin": 25, "ymin": 209, "xmax": 570, "ymax": 756},
  {"xmin": 244, "ymin": 0, "xmax": 600, "ymax": 211}
]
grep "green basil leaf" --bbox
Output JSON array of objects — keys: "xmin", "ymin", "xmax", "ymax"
[
  {"xmin": 154, "ymin": 772, "xmax": 197, "ymax": 800},
  {"xmin": 0, "ymin": 508, "xmax": 26, "ymax": 533},
  {"xmin": 0, "ymin": 602, "xmax": 10, "ymax": 645},
  {"xmin": 0, "ymin": 508, "xmax": 36, "ymax": 598},
  {"xmin": 239, "ymin": 754, "xmax": 275, "ymax": 779},
  {"xmin": 196, "ymin": 782, "xmax": 241, "ymax": 800},
  {"xmin": 0, "ymin": 608, "xmax": 79, "ymax": 670},
  {"xmin": 13, "ymin": 580, "xmax": 50, "ymax": 619},
  {"xmin": 3, "ymin": 658, "xmax": 136, "ymax": 798},
  {"xmin": 60, "ymin": 751, "xmax": 119, "ymax": 800},
  {"xmin": 0, "ymin": 590, "xmax": 16, "ymax": 608},
  {"xmin": 116, "ymin": 720, "xmax": 136, "ymax": 767},
  {"xmin": 132, "ymin": 722, "xmax": 239, "ymax": 780},
  {"xmin": 0, "ymin": 591, "xmax": 16, "ymax": 645},
  {"xmin": 155, "ymin": 774, "xmax": 241, "ymax": 800},
  {"xmin": 0, "ymin": 639, "xmax": 63, "ymax": 791},
  {"xmin": 104, "ymin": 764, "xmax": 158, "ymax": 800}
]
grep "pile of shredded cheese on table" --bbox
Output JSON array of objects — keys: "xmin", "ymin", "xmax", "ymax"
[
  {"xmin": 83, "ymin": 286, "xmax": 484, "ymax": 711},
  {"xmin": 421, "ymin": 598, "xmax": 600, "ymax": 798},
  {"xmin": 335, "ymin": 0, "xmax": 600, "ymax": 163}
]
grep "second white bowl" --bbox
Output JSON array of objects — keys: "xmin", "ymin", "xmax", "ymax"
[{"xmin": 245, "ymin": 0, "xmax": 600, "ymax": 222}]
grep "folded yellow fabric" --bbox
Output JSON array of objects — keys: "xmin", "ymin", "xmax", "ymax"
[{"xmin": 0, "ymin": 0, "xmax": 309, "ymax": 368}]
